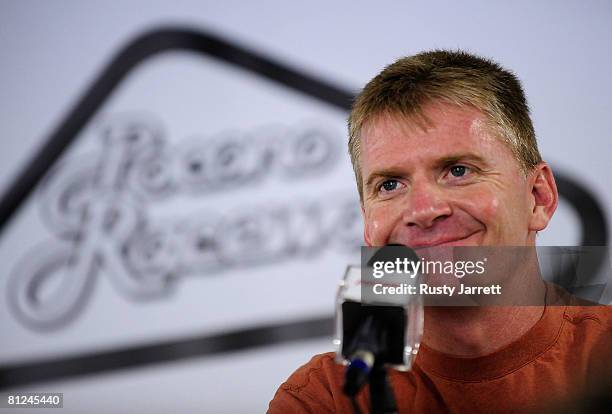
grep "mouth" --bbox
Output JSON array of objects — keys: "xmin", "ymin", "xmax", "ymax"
[{"xmin": 407, "ymin": 230, "xmax": 483, "ymax": 249}]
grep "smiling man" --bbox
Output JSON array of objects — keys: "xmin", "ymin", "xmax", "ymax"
[{"xmin": 269, "ymin": 50, "xmax": 611, "ymax": 413}]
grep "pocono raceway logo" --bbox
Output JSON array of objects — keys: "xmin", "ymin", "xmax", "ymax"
[{"xmin": 7, "ymin": 115, "xmax": 362, "ymax": 331}]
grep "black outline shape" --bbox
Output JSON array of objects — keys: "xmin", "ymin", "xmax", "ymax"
[
  {"xmin": 0, "ymin": 27, "xmax": 353, "ymax": 233},
  {"xmin": 0, "ymin": 317, "xmax": 334, "ymax": 389},
  {"xmin": 555, "ymin": 174, "xmax": 608, "ymax": 246},
  {"xmin": 0, "ymin": 27, "xmax": 608, "ymax": 390}
]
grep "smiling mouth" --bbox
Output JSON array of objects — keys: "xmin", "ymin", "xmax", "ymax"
[{"xmin": 408, "ymin": 230, "xmax": 483, "ymax": 249}]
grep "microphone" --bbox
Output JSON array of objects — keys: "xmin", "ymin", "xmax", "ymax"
[
  {"xmin": 335, "ymin": 244, "xmax": 423, "ymax": 412},
  {"xmin": 343, "ymin": 315, "xmax": 379, "ymax": 396}
]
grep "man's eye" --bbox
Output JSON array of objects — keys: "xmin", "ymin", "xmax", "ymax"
[
  {"xmin": 449, "ymin": 165, "xmax": 468, "ymax": 177},
  {"xmin": 380, "ymin": 179, "xmax": 399, "ymax": 192}
]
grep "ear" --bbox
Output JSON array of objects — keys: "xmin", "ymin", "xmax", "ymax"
[
  {"xmin": 362, "ymin": 204, "xmax": 373, "ymax": 247},
  {"xmin": 528, "ymin": 163, "xmax": 558, "ymax": 232}
]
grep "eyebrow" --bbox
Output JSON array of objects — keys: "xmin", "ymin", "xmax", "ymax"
[
  {"xmin": 364, "ymin": 168, "xmax": 406, "ymax": 189},
  {"xmin": 435, "ymin": 153, "xmax": 489, "ymax": 168},
  {"xmin": 364, "ymin": 153, "xmax": 490, "ymax": 190}
]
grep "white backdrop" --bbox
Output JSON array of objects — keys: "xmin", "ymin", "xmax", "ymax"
[{"xmin": 0, "ymin": 1, "xmax": 610, "ymax": 413}]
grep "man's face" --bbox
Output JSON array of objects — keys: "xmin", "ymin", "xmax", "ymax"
[{"xmin": 360, "ymin": 102, "xmax": 544, "ymax": 248}]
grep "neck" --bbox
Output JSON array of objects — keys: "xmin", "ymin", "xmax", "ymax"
[
  {"xmin": 422, "ymin": 301, "xmax": 544, "ymax": 357},
  {"xmin": 422, "ymin": 249, "xmax": 547, "ymax": 357}
]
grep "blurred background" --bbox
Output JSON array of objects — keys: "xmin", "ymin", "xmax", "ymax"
[{"xmin": 0, "ymin": 1, "xmax": 610, "ymax": 412}]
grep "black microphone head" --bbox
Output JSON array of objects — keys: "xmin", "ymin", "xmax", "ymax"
[{"xmin": 366, "ymin": 244, "xmax": 420, "ymax": 268}]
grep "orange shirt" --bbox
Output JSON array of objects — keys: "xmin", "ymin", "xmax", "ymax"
[{"xmin": 269, "ymin": 300, "xmax": 612, "ymax": 413}]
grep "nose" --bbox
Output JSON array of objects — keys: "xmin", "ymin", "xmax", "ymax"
[{"xmin": 401, "ymin": 180, "xmax": 452, "ymax": 229}]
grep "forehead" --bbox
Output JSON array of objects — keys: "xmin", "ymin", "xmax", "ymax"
[{"xmin": 360, "ymin": 103, "xmax": 515, "ymax": 169}]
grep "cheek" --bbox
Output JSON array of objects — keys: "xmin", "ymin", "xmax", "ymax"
[
  {"xmin": 462, "ymin": 183, "xmax": 530, "ymax": 233},
  {"xmin": 459, "ymin": 188, "xmax": 503, "ymax": 227},
  {"xmin": 481, "ymin": 196, "xmax": 501, "ymax": 222},
  {"xmin": 364, "ymin": 204, "xmax": 403, "ymax": 245}
]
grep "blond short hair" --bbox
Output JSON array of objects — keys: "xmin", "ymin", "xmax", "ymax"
[{"xmin": 348, "ymin": 50, "xmax": 542, "ymax": 201}]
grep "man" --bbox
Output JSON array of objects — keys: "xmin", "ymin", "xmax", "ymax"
[{"xmin": 269, "ymin": 50, "xmax": 611, "ymax": 413}]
